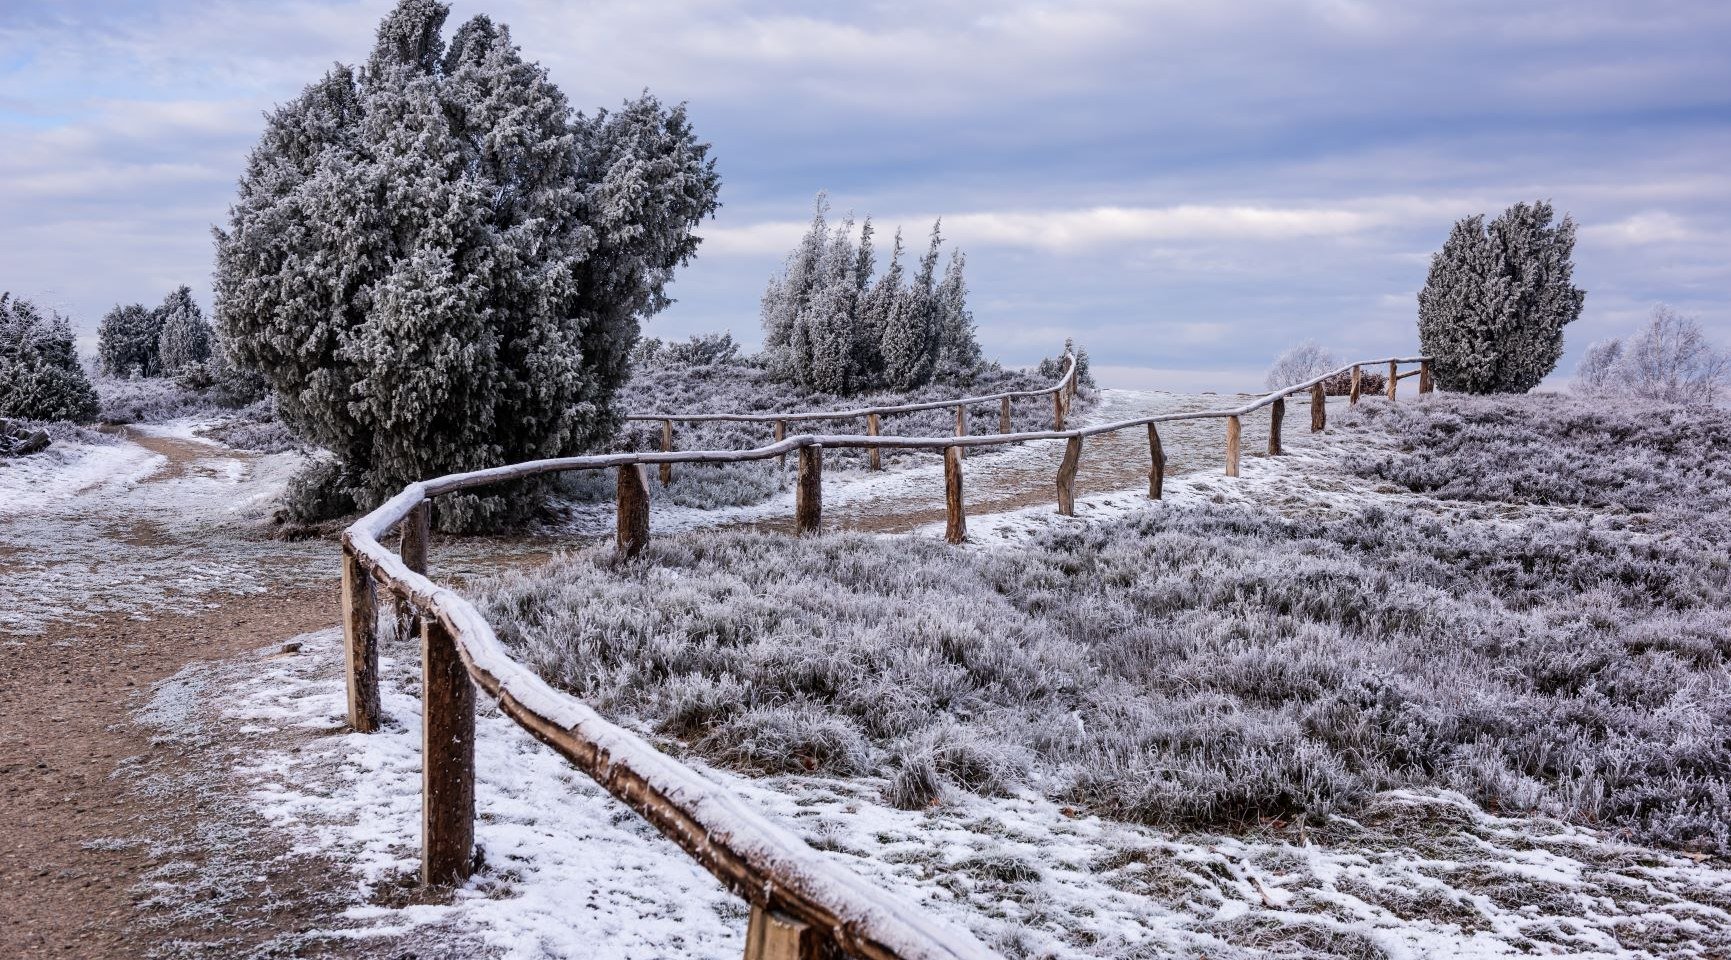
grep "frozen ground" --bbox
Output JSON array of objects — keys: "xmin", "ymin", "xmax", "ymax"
[{"xmin": 159, "ymin": 393, "xmax": 1731, "ymax": 959}]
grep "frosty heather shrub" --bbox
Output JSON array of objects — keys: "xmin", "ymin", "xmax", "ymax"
[
  {"xmin": 1418, "ymin": 201, "xmax": 1585, "ymax": 393},
  {"xmin": 0, "ymin": 293, "xmax": 99, "ymax": 423},
  {"xmin": 480, "ymin": 397, "xmax": 1731, "ymax": 853},
  {"xmin": 213, "ymin": 0, "xmax": 720, "ymax": 522}
]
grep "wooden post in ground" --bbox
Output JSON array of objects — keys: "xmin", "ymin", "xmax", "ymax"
[
  {"xmin": 1387, "ymin": 360, "xmax": 1399, "ymax": 402},
  {"xmin": 744, "ymin": 905, "xmax": 822, "ymax": 960},
  {"xmin": 1052, "ymin": 390, "xmax": 1065, "ymax": 430},
  {"xmin": 1310, "ymin": 382, "xmax": 1326, "ymax": 432},
  {"xmin": 774, "ymin": 419, "xmax": 787, "ymax": 470},
  {"xmin": 659, "ymin": 420, "xmax": 673, "ymax": 486},
  {"xmin": 1225, "ymin": 416, "xmax": 1241, "ymax": 477},
  {"xmin": 1419, "ymin": 360, "xmax": 1434, "ymax": 394},
  {"xmin": 1056, "ymin": 436, "xmax": 1081, "ymax": 516},
  {"xmin": 944, "ymin": 446, "xmax": 966, "ymax": 544},
  {"xmin": 795, "ymin": 445, "xmax": 822, "ymax": 536},
  {"xmin": 341, "ymin": 546, "xmax": 381, "ymax": 733},
  {"xmin": 999, "ymin": 396, "xmax": 1012, "ymax": 433},
  {"xmin": 1268, "ymin": 397, "xmax": 1285, "ymax": 456},
  {"xmin": 421, "ymin": 614, "xmax": 474, "ymax": 886},
  {"xmin": 866, "ymin": 413, "xmax": 882, "ymax": 471},
  {"xmin": 1147, "ymin": 423, "xmax": 1165, "ymax": 500},
  {"xmin": 397, "ymin": 501, "xmax": 430, "ymax": 638},
  {"xmin": 954, "ymin": 404, "xmax": 967, "ymax": 459},
  {"xmin": 1349, "ymin": 365, "xmax": 1362, "ymax": 406},
  {"xmin": 615, "ymin": 463, "xmax": 650, "ymax": 558}
]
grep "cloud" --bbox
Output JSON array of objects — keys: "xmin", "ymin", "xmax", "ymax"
[{"xmin": 1582, "ymin": 211, "xmax": 1703, "ymax": 246}]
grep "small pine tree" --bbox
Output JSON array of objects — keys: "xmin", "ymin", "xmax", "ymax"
[
  {"xmin": 762, "ymin": 197, "xmax": 831, "ymax": 382},
  {"xmin": 882, "ymin": 220, "xmax": 944, "ymax": 390},
  {"xmin": 155, "ymin": 286, "xmax": 213, "ymax": 375},
  {"xmin": 934, "ymin": 248, "xmax": 981, "ymax": 378},
  {"xmin": 0, "ymin": 293, "xmax": 100, "ymax": 422},
  {"xmin": 97, "ymin": 302, "xmax": 164, "ymax": 378},
  {"xmin": 799, "ymin": 218, "xmax": 860, "ymax": 394},
  {"xmin": 1418, "ymin": 200, "xmax": 1585, "ymax": 393},
  {"xmin": 853, "ymin": 227, "xmax": 903, "ymax": 389}
]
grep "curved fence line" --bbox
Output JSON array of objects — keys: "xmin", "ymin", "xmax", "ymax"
[{"xmin": 339, "ymin": 352, "xmax": 1432, "ymax": 959}]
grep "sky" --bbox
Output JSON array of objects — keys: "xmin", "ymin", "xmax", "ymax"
[{"xmin": 3, "ymin": 0, "xmax": 1729, "ymax": 391}]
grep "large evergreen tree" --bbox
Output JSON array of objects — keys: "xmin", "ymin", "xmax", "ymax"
[
  {"xmin": 0, "ymin": 293, "xmax": 99, "ymax": 422},
  {"xmin": 213, "ymin": 0, "xmax": 719, "ymax": 514},
  {"xmin": 155, "ymin": 285, "xmax": 213, "ymax": 375},
  {"xmin": 1418, "ymin": 200, "xmax": 1585, "ymax": 393}
]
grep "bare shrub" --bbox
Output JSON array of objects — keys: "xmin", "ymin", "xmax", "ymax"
[
  {"xmin": 1577, "ymin": 305, "xmax": 1729, "ymax": 405},
  {"xmin": 1265, "ymin": 341, "xmax": 1339, "ymax": 391}
]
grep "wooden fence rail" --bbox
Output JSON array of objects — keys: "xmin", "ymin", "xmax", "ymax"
[{"xmin": 339, "ymin": 350, "xmax": 1431, "ymax": 959}]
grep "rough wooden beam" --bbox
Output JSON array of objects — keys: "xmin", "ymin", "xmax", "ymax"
[
  {"xmin": 396, "ymin": 501, "xmax": 430, "ymax": 639},
  {"xmin": 1147, "ymin": 423, "xmax": 1165, "ymax": 500},
  {"xmin": 1387, "ymin": 360, "xmax": 1399, "ymax": 402},
  {"xmin": 774, "ymin": 419, "xmax": 788, "ymax": 471},
  {"xmin": 999, "ymin": 396, "xmax": 1011, "ymax": 433},
  {"xmin": 340, "ymin": 547, "xmax": 381, "ymax": 733},
  {"xmin": 1349, "ymin": 365, "xmax": 1362, "ymax": 406},
  {"xmin": 1056, "ymin": 435, "xmax": 1081, "ymax": 516},
  {"xmin": 744, "ymin": 905, "xmax": 824, "ymax": 960},
  {"xmin": 865, "ymin": 413, "xmax": 881, "ymax": 471},
  {"xmin": 795, "ymin": 445, "xmax": 822, "ymax": 536},
  {"xmin": 944, "ymin": 445, "xmax": 966, "ymax": 544},
  {"xmin": 1268, "ymin": 396, "xmax": 1285, "ymax": 456},
  {"xmin": 1310, "ymin": 382, "xmax": 1326, "ymax": 432},
  {"xmin": 954, "ymin": 404, "xmax": 967, "ymax": 460},
  {"xmin": 1225, "ymin": 415, "xmax": 1241, "ymax": 477},
  {"xmin": 659, "ymin": 419, "xmax": 674, "ymax": 486},
  {"xmin": 616, "ymin": 463, "xmax": 650, "ymax": 558},
  {"xmin": 1420, "ymin": 359, "xmax": 1434, "ymax": 394},
  {"xmin": 422, "ymin": 615, "xmax": 475, "ymax": 886},
  {"xmin": 1052, "ymin": 390, "xmax": 1065, "ymax": 431}
]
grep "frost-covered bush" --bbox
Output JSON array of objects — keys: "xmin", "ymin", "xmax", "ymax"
[
  {"xmin": 95, "ymin": 376, "xmax": 210, "ymax": 424},
  {"xmin": 763, "ymin": 196, "xmax": 980, "ymax": 394},
  {"xmin": 1574, "ymin": 305, "xmax": 1729, "ymax": 405},
  {"xmin": 1265, "ymin": 341, "xmax": 1339, "ymax": 391},
  {"xmin": 213, "ymin": 0, "xmax": 720, "ymax": 524},
  {"xmin": 482, "ymin": 398, "xmax": 1731, "ymax": 853},
  {"xmin": 0, "ymin": 293, "xmax": 99, "ymax": 423},
  {"xmin": 97, "ymin": 302, "xmax": 164, "ymax": 378},
  {"xmin": 1418, "ymin": 200, "xmax": 1585, "ymax": 393},
  {"xmin": 154, "ymin": 285, "xmax": 213, "ymax": 375}
]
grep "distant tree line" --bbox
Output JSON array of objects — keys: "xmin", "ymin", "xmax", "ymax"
[
  {"xmin": 97, "ymin": 285, "xmax": 213, "ymax": 379},
  {"xmin": 1576, "ymin": 305, "xmax": 1728, "ymax": 405},
  {"xmin": 762, "ymin": 195, "xmax": 981, "ymax": 395}
]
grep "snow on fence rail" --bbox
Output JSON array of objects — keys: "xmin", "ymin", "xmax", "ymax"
[{"xmin": 339, "ymin": 352, "xmax": 1431, "ymax": 959}]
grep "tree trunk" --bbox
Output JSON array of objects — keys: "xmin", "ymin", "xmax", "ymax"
[
  {"xmin": 866, "ymin": 413, "xmax": 881, "ymax": 471},
  {"xmin": 1147, "ymin": 423, "xmax": 1165, "ymax": 500},
  {"xmin": 795, "ymin": 445, "xmax": 822, "ymax": 536},
  {"xmin": 615, "ymin": 463, "xmax": 650, "ymax": 559},
  {"xmin": 1056, "ymin": 435, "xmax": 1081, "ymax": 515},
  {"xmin": 422, "ymin": 614, "xmax": 474, "ymax": 886},
  {"xmin": 341, "ymin": 548, "xmax": 381, "ymax": 733},
  {"xmin": 1225, "ymin": 415, "xmax": 1241, "ymax": 477},
  {"xmin": 1268, "ymin": 397, "xmax": 1285, "ymax": 456},
  {"xmin": 944, "ymin": 445, "xmax": 966, "ymax": 544},
  {"xmin": 1310, "ymin": 382, "xmax": 1326, "ymax": 432},
  {"xmin": 659, "ymin": 419, "xmax": 673, "ymax": 486}
]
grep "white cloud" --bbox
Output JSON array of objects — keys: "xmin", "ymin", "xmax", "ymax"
[{"xmin": 1582, "ymin": 211, "xmax": 1702, "ymax": 246}]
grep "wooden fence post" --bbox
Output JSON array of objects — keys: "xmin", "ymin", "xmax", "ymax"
[
  {"xmin": 795, "ymin": 445, "xmax": 822, "ymax": 536},
  {"xmin": 999, "ymin": 396, "xmax": 1011, "ymax": 433},
  {"xmin": 744, "ymin": 904, "xmax": 822, "ymax": 960},
  {"xmin": 1387, "ymin": 361, "xmax": 1399, "ymax": 402},
  {"xmin": 1419, "ymin": 360, "xmax": 1434, "ymax": 394},
  {"xmin": 866, "ymin": 413, "xmax": 882, "ymax": 471},
  {"xmin": 954, "ymin": 404, "xmax": 967, "ymax": 459},
  {"xmin": 1147, "ymin": 423, "xmax": 1165, "ymax": 500},
  {"xmin": 1310, "ymin": 382, "xmax": 1326, "ymax": 432},
  {"xmin": 944, "ymin": 446, "xmax": 966, "ymax": 544},
  {"xmin": 422, "ymin": 614, "xmax": 474, "ymax": 886},
  {"xmin": 1349, "ymin": 365, "xmax": 1362, "ymax": 406},
  {"xmin": 341, "ymin": 546, "xmax": 381, "ymax": 733},
  {"xmin": 397, "ymin": 501, "xmax": 430, "ymax": 639},
  {"xmin": 1225, "ymin": 416, "xmax": 1241, "ymax": 477},
  {"xmin": 1056, "ymin": 436, "xmax": 1081, "ymax": 516},
  {"xmin": 1268, "ymin": 397, "xmax": 1285, "ymax": 456},
  {"xmin": 659, "ymin": 419, "xmax": 673, "ymax": 486},
  {"xmin": 774, "ymin": 419, "xmax": 788, "ymax": 470},
  {"xmin": 616, "ymin": 463, "xmax": 650, "ymax": 559},
  {"xmin": 1052, "ymin": 390, "xmax": 1065, "ymax": 430}
]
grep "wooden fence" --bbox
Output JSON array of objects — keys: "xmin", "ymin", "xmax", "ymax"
[{"xmin": 339, "ymin": 352, "xmax": 1430, "ymax": 959}]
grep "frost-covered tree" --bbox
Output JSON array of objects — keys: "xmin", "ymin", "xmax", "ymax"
[
  {"xmin": 798, "ymin": 217, "xmax": 861, "ymax": 393},
  {"xmin": 212, "ymin": 0, "xmax": 719, "ymax": 515},
  {"xmin": 154, "ymin": 286, "xmax": 213, "ymax": 375},
  {"xmin": 1579, "ymin": 305, "xmax": 1729, "ymax": 405},
  {"xmin": 97, "ymin": 302, "xmax": 164, "ymax": 378},
  {"xmin": 854, "ymin": 226, "xmax": 903, "ymax": 388},
  {"xmin": 1265, "ymin": 341, "xmax": 1340, "ymax": 390},
  {"xmin": 0, "ymin": 293, "xmax": 99, "ymax": 422},
  {"xmin": 1417, "ymin": 200, "xmax": 1585, "ymax": 394},
  {"xmin": 934, "ymin": 248, "xmax": 981, "ymax": 379},
  {"xmin": 761, "ymin": 197, "xmax": 831, "ymax": 383},
  {"xmin": 882, "ymin": 220, "xmax": 944, "ymax": 390}
]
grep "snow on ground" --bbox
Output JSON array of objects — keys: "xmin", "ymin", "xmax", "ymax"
[{"xmin": 164, "ymin": 398, "xmax": 1731, "ymax": 959}]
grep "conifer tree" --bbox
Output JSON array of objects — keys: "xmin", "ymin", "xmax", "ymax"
[
  {"xmin": 882, "ymin": 220, "xmax": 943, "ymax": 389},
  {"xmin": 934, "ymin": 248, "xmax": 981, "ymax": 377},
  {"xmin": 213, "ymin": 0, "xmax": 719, "ymax": 516},
  {"xmin": 853, "ymin": 226, "xmax": 903, "ymax": 389},
  {"xmin": 762, "ymin": 197, "xmax": 830, "ymax": 382},
  {"xmin": 97, "ymin": 303, "xmax": 164, "ymax": 378},
  {"xmin": 0, "ymin": 294, "xmax": 99, "ymax": 422},
  {"xmin": 799, "ymin": 218, "xmax": 859, "ymax": 393},
  {"xmin": 1418, "ymin": 200, "xmax": 1585, "ymax": 393},
  {"xmin": 155, "ymin": 286, "xmax": 213, "ymax": 375}
]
